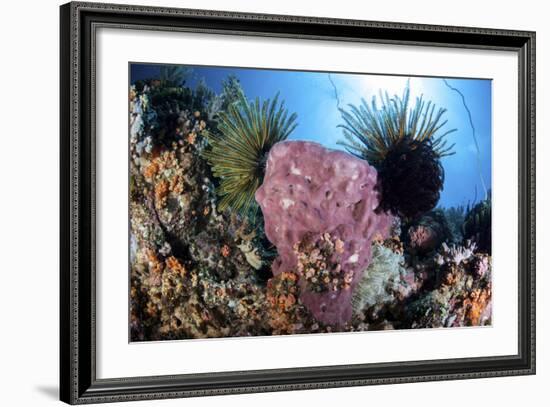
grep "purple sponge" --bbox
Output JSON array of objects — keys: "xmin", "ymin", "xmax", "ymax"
[{"xmin": 256, "ymin": 141, "xmax": 393, "ymax": 326}]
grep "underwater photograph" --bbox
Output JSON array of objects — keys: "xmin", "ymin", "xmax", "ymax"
[{"xmin": 129, "ymin": 63, "xmax": 492, "ymax": 342}]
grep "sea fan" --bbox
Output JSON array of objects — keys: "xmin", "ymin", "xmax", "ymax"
[{"xmin": 204, "ymin": 92, "xmax": 298, "ymax": 217}]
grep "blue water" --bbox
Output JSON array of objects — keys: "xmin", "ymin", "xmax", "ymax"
[{"xmin": 131, "ymin": 63, "xmax": 492, "ymax": 208}]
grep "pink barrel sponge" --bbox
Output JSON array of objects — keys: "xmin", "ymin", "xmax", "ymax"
[{"xmin": 255, "ymin": 141, "xmax": 393, "ymax": 326}]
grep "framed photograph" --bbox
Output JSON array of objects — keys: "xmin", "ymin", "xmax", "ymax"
[{"xmin": 60, "ymin": 1, "xmax": 536, "ymax": 404}]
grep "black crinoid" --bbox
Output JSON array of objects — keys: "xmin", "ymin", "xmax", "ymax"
[
  {"xmin": 377, "ymin": 136, "xmax": 444, "ymax": 219},
  {"xmin": 338, "ymin": 85, "xmax": 456, "ymax": 219}
]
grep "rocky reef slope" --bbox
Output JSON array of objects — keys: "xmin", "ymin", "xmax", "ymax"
[{"xmin": 129, "ymin": 81, "xmax": 492, "ymax": 341}]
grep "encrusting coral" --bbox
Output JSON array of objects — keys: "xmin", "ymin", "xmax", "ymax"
[
  {"xmin": 407, "ymin": 240, "xmax": 492, "ymax": 328},
  {"xmin": 294, "ymin": 232, "xmax": 354, "ymax": 294},
  {"xmin": 129, "ymin": 82, "xmax": 273, "ymax": 340},
  {"xmin": 405, "ymin": 209, "xmax": 455, "ymax": 255}
]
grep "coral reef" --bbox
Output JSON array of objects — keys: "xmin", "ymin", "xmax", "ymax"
[
  {"xmin": 404, "ymin": 209, "xmax": 455, "ymax": 255},
  {"xmin": 266, "ymin": 271, "xmax": 301, "ymax": 334},
  {"xmin": 130, "ymin": 80, "xmax": 213, "ymax": 151},
  {"xmin": 265, "ymin": 271, "xmax": 322, "ymax": 335},
  {"xmin": 441, "ymin": 204, "xmax": 467, "ymax": 244},
  {"xmin": 435, "ymin": 240, "xmax": 478, "ymax": 269},
  {"xmin": 407, "ymin": 241, "xmax": 492, "ymax": 328},
  {"xmin": 129, "ymin": 70, "xmax": 492, "ymax": 341},
  {"xmin": 255, "ymin": 141, "xmax": 393, "ymax": 326},
  {"xmin": 129, "ymin": 83, "xmax": 272, "ymax": 340},
  {"xmin": 294, "ymin": 232, "xmax": 353, "ymax": 293},
  {"xmin": 408, "ymin": 225, "xmax": 439, "ymax": 254},
  {"xmin": 463, "ymin": 196, "xmax": 492, "ymax": 254},
  {"xmin": 130, "ymin": 248, "xmax": 270, "ymax": 340}
]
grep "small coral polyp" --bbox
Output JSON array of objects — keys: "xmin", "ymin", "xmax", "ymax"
[
  {"xmin": 256, "ymin": 141, "xmax": 393, "ymax": 326},
  {"xmin": 266, "ymin": 272, "xmax": 300, "ymax": 334},
  {"xmin": 294, "ymin": 232, "xmax": 353, "ymax": 294}
]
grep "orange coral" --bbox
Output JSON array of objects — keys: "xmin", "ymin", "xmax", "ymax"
[
  {"xmin": 442, "ymin": 266, "xmax": 460, "ymax": 286},
  {"xmin": 372, "ymin": 232, "xmax": 385, "ymax": 245},
  {"xmin": 266, "ymin": 272, "xmax": 300, "ymax": 334},
  {"xmin": 187, "ymin": 132, "xmax": 197, "ymax": 145},
  {"xmin": 293, "ymin": 232, "xmax": 353, "ymax": 293},
  {"xmin": 145, "ymin": 249, "xmax": 163, "ymax": 274},
  {"xmin": 166, "ymin": 256, "xmax": 186, "ymax": 276},
  {"xmin": 278, "ymin": 293, "xmax": 296, "ymax": 309},
  {"xmin": 146, "ymin": 301, "xmax": 158, "ymax": 317},
  {"xmin": 154, "ymin": 179, "xmax": 169, "ymax": 208},
  {"xmin": 221, "ymin": 244, "xmax": 231, "ymax": 258},
  {"xmin": 143, "ymin": 161, "xmax": 159, "ymax": 180},
  {"xmin": 170, "ymin": 175, "xmax": 184, "ymax": 195},
  {"xmin": 144, "ymin": 149, "xmax": 187, "ymax": 209},
  {"xmin": 464, "ymin": 287, "xmax": 492, "ymax": 326}
]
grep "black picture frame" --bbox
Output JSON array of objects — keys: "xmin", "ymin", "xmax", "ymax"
[{"xmin": 60, "ymin": 1, "xmax": 536, "ymax": 404}]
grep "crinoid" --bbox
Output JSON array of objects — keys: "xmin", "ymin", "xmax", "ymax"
[
  {"xmin": 377, "ymin": 135, "xmax": 445, "ymax": 219},
  {"xmin": 338, "ymin": 85, "xmax": 456, "ymax": 219},
  {"xmin": 204, "ymin": 92, "xmax": 298, "ymax": 217}
]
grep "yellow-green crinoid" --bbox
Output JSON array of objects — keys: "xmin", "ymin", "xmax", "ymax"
[{"xmin": 204, "ymin": 92, "xmax": 298, "ymax": 217}]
